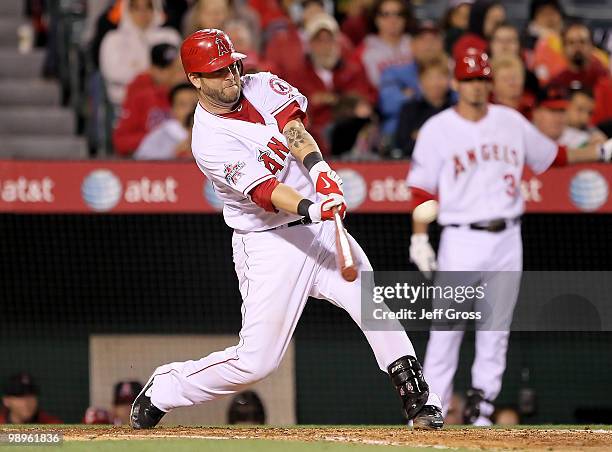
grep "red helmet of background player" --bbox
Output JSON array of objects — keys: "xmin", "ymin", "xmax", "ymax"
[
  {"xmin": 180, "ymin": 29, "xmax": 246, "ymax": 75},
  {"xmin": 454, "ymin": 48, "xmax": 492, "ymax": 81}
]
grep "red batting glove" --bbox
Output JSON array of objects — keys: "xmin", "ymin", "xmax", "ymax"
[
  {"xmin": 308, "ymin": 193, "xmax": 347, "ymax": 222},
  {"xmin": 309, "ymin": 161, "xmax": 343, "ymax": 196}
]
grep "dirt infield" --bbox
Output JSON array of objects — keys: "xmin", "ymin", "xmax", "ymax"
[{"xmin": 3, "ymin": 426, "xmax": 611, "ymax": 451}]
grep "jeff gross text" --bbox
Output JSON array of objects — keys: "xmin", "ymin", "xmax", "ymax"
[{"xmin": 370, "ymin": 283, "xmax": 487, "ymax": 321}]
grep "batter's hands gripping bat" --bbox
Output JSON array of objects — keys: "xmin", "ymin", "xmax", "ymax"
[{"xmin": 332, "ymin": 206, "xmax": 357, "ymax": 282}]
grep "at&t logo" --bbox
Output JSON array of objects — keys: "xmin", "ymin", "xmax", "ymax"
[
  {"xmin": 569, "ymin": 170, "xmax": 609, "ymax": 212},
  {"xmin": 81, "ymin": 169, "xmax": 122, "ymax": 211}
]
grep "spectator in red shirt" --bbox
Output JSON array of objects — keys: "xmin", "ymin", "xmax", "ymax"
[
  {"xmin": 263, "ymin": 0, "xmax": 325, "ymax": 80},
  {"xmin": 549, "ymin": 22, "xmax": 609, "ymax": 91},
  {"xmin": 283, "ymin": 14, "xmax": 377, "ymax": 155},
  {"xmin": 247, "ymin": 0, "xmax": 287, "ymax": 31},
  {"xmin": 112, "ymin": 43, "xmax": 185, "ymax": 156},
  {"xmin": 452, "ymin": 0, "xmax": 505, "ymax": 62},
  {"xmin": 264, "ymin": 0, "xmax": 353, "ymax": 81},
  {"xmin": 339, "ymin": 0, "xmax": 374, "ymax": 47},
  {"xmin": 0, "ymin": 373, "xmax": 62, "ymax": 424},
  {"xmin": 593, "ymin": 77, "xmax": 612, "ymax": 128}
]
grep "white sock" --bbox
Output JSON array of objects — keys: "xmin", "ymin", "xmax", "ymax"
[{"xmin": 426, "ymin": 392, "xmax": 442, "ymax": 409}]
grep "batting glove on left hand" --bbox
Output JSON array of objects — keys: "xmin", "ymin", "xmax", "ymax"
[
  {"xmin": 309, "ymin": 161, "xmax": 343, "ymax": 196},
  {"xmin": 409, "ymin": 233, "xmax": 437, "ymax": 279},
  {"xmin": 308, "ymin": 193, "xmax": 347, "ymax": 223}
]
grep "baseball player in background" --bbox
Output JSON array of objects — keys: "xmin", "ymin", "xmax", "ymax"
[
  {"xmin": 130, "ymin": 29, "xmax": 444, "ymax": 430},
  {"xmin": 407, "ymin": 48, "xmax": 612, "ymax": 425}
]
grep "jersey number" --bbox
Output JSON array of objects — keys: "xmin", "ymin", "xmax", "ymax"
[{"xmin": 504, "ymin": 174, "xmax": 517, "ymax": 197}]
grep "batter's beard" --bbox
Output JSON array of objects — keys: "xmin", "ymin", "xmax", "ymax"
[{"xmin": 200, "ymin": 80, "xmax": 241, "ymax": 106}]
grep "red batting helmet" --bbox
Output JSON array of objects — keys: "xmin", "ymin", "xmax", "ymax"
[
  {"xmin": 180, "ymin": 29, "xmax": 246, "ymax": 74},
  {"xmin": 454, "ymin": 48, "xmax": 492, "ymax": 81}
]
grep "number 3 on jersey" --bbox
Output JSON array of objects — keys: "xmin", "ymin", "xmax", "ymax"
[{"xmin": 504, "ymin": 173, "xmax": 517, "ymax": 197}]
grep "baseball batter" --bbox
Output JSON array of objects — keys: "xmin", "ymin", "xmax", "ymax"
[
  {"xmin": 130, "ymin": 29, "xmax": 444, "ymax": 429},
  {"xmin": 407, "ymin": 49, "xmax": 611, "ymax": 425}
]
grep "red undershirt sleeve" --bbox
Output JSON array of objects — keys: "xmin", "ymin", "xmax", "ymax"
[
  {"xmin": 274, "ymin": 101, "xmax": 308, "ymax": 132},
  {"xmin": 550, "ymin": 145, "xmax": 568, "ymax": 167},
  {"xmin": 408, "ymin": 187, "xmax": 436, "ymax": 211},
  {"xmin": 249, "ymin": 177, "xmax": 280, "ymax": 212}
]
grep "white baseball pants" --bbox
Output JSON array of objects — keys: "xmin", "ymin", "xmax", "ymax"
[
  {"xmin": 149, "ymin": 221, "xmax": 425, "ymax": 412},
  {"xmin": 423, "ymin": 223, "xmax": 522, "ymax": 416}
]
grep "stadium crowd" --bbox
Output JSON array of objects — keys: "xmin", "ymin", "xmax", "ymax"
[{"xmin": 28, "ymin": 0, "xmax": 612, "ymax": 159}]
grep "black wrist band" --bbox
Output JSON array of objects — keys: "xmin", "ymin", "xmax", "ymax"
[
  {"xmin": 297, "ymin": 199, "xmax": 314, "ymax": 220},
  {"xmin": 303, "ymin": 152, "xmax": 323, "ymax": 171}
]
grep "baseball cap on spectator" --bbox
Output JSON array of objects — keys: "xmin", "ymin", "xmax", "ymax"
[
  {"xmin": 415, "ymin": 20, "xmax": 440, "ymax": 36},
  {"xmin": 151, "ymin": 43, "xmax": 179, "ymax": 69},
  {"xmin": 82, "ymin": 407, "xmax": 112, "ymax": 424},
  {"xmin": 3, "ymin": 372, "xmax": 38, "ymax": 396},
  {"xmin": 304, "ymin": 14, "xmax": 339, "ymax": 40},
  {"xmin": 529, "ymin": 0, "xmax": 564, "ymax": 21},
  {"xmin": 536, "ymin": 84, "xmax": 570, "ymax": 109},
  {"xmin": 113, "ymin": 381, "xmax": 143, "ymax": 405}
]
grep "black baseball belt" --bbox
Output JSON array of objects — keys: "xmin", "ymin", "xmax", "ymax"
[
  {"xmin": 447, "ymin": 216, "xmax": 521, "ymax": 233},
  {"xmin": 263, "ymin": 217, "xmax": 312, "ymax": 232}
]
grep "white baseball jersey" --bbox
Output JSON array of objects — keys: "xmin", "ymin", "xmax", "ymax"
[
  {"xmin": 192, "ymin": 72, "xmax": 315, "ymax": 232},
  {"xmin": 150, "ymin": 75, "xmax": 435, "ymax": 418},
  {"xmin": 407, "ymin": 105, "xmax": 558, "ymax": 225}
]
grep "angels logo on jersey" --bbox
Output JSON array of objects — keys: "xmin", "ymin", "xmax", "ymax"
[
  {"xmin": 216, "ymin": 37, "xmax": 230, "ymax": 56},
  {"xmin": 257, "ymin": 137, "xmax": 291, "ymax": 174},
  {"xmin": 224, "ymin": 161, "xmax": 246, "ymax": 185},
  {"xmin": 269, "ymin": 78, "xmax": 292, "ymax": 95}
]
